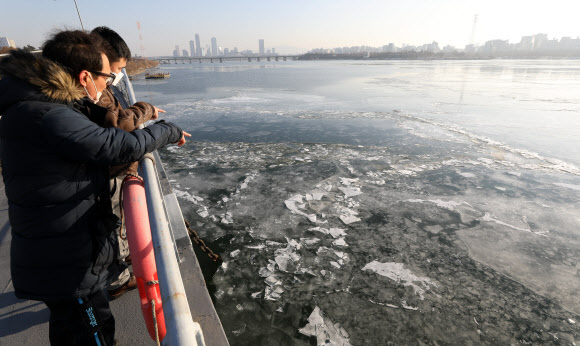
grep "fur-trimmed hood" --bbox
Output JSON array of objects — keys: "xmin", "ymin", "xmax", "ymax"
[{"xmin": 0, "ymin": 49, "xmax": 85, "ymax": 112}]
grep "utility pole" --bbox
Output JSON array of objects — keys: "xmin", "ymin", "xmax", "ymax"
[
  {"xmin": 470, "ymin": 14, "xmax": 479, "ymax": 46},
  {"xmin": 137, "ymin": 21, "xmax": 147, "ymax": 68}
]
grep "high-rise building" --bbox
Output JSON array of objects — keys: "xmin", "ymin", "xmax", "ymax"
[
  {"xmin": 0, "ymin": 37, "xmax": 15, "ymax": 48},
  {"xmin": 189, "ymin": 40, "xmax": 195, "ymax": 57},
  {"xmin": 195, "ymin": 34, "xmax": 202, "ymax": 56},
  {"xmin": 174, "ymin": 45, "xmax": 180, "ymax": 57},
  {"xmin": 259, "ymin": 39, "xmax": 265, "ymax": 55},
  {"xmin": 182, "ymin": 49, "xmax": 189, "ymax": 57},
  {"xmin": 272, "ymin": 48, "xmax": 276, "ymax": 54},
  {"xmin": 211, "ymin": 37, "xmax": 218, "ymax": 56}
]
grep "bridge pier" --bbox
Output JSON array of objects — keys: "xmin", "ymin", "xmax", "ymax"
[
  {"xmin": 283, "ymin": 57, "xmax": 287, "ymax": 61},
  {"xmin": 257, "ymin": 57, "xmax": 261, "ymax": 62},
  {"xmin": 220, "ymin": 58, "xmax": 223, "ymax": 63},
  {"xmin": 248, "ymin": 57, "xmax": 251, "ymax": 62}
]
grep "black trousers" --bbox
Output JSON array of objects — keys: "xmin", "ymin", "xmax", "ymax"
[{"xmin": 44, "ymin": 289, "xmax": 115, "ymax": 346}]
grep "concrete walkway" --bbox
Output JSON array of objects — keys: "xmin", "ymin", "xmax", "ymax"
[{"xmin": 0, "ymin": 158, "xmax": 229, "ymax": 345}]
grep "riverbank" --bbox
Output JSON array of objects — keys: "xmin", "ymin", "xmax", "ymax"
[{"xmin": 125, "ymin": 58, "xmax": 159, "ymax": 76}]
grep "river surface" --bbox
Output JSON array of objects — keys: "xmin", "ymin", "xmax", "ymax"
[{"xmin": 133, "ymin": 60, "xmax": 580, "ymax": 345}]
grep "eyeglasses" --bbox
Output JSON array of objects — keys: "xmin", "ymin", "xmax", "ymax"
[{"xmin": 88, "ymin": 71, "xmax": 116, "ymax": 86}]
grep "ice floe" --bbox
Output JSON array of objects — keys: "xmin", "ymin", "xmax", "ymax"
[
  {"xmin": 362, "ymin": 261, "xmax": 436, "ymax": 299},
  {"xmin": 299, "ymin": 307, "xmax": 351, "ymax": 346},
  {"xmin": 340, "ymin": 214, "xmax": 361, "ymax": 225},
  {"xmin": 174, "ymin": 189, "xmax": 204, "ymax": 205}
]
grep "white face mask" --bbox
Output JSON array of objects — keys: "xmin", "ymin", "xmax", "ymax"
[
  {"xmin": 83, "ymin": 73, "xmax": 102, "ymax": 104},
  {"xmin": 111, "ymin": 71, "xmax": 124, "ymax": 86}
]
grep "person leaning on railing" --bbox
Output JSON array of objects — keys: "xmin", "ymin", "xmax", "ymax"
[
  {"xmin": 0, "ymin": 29, "xmax": 190, "ymax": 345},
  {"xmin": 89, "ymin": 26, "xmax": 173, "ymax": 301}
]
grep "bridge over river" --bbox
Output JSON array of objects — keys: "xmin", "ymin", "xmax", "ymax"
[{"xmin": 156, "ymin": 55, "xmax": 300, "ymax": 64}]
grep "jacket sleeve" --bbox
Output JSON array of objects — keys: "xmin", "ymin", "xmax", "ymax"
[
  {"xmin": 41, "ymin": 106, "xmax": 182, "ymax": 165},
  {"xmin": 98, "ymin": 88, "xmax": 154, "ymax": 132}
]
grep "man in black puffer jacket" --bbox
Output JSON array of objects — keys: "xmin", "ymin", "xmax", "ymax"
[{"xmin": 0, "ymin": 30, "xmax": 187, "ymax": 345}]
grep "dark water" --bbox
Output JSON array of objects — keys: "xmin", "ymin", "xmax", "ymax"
[{"xmin": 133, "ymin": 60, "xmax": 580, "ymax": 345}]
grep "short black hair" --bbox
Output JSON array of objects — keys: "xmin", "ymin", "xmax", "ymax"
[
  {"xmin": 42, "ymin": 30, "xmax": 105, "ymax": 82},
  {"xmin": 91, "ymin": 26, "xmax": 131, "ymax": 63}
]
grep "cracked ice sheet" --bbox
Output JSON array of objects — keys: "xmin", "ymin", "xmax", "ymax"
[
  {"xmin": 299, "ymin": 307, "xmax": 351, "ymax": 346},
  {"xmin": 363, "ymin": 261, "xmax": 436, "ymax": 300}
]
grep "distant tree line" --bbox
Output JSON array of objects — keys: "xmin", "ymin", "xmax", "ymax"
[
  {"xmin": 0, "ymin": 45, "xmax": 37, "ymax": 54},
  {"xmin": 298, "ymin": 50, "xmax": 580, "ymax": 61}
]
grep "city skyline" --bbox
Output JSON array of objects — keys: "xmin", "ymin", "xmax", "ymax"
[
  {"xmin": 171, "ymin": 34, "xmax": 273, "ymax": 57},
  {"xmin": 2, "ymin": 0, "xmax": 580, "ymax": 56}
]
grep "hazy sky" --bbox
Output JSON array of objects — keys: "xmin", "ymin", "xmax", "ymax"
[{"xmin": 2, "ymin": 0, "xmax": 580, "ymax": 56}]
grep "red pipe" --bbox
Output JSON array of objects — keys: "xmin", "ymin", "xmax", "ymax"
[{"xmin": 122, "ymin": 176, "xmax": 167, "ymax": 341}]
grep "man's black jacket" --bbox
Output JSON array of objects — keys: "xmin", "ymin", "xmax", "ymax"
[{"xmin": 0, "ymin": 49, "xmax": 182, "ymax": 300}]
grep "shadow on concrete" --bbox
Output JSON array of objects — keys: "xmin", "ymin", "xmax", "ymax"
[
  {"xmin": 0, "ymin": 220, "xmax": 10, "ymax": 245},
  {"xmin": 0, "ymin": 292, "xmax": 48, "ymax": 337}
]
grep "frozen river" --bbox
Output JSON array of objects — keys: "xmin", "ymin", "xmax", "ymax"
[{"xmin": 133, "ymin": 60, "xmax": 580, "ymax": 345}]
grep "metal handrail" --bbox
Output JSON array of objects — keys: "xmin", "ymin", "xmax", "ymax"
[{"xmin": 124, "ymin": 69, "xmax": 206, "ymax": 346}]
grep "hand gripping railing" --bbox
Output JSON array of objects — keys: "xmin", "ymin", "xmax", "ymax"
[{"xmin": 124, "ymin": 68, "xmax": 206, "ymax": 346}]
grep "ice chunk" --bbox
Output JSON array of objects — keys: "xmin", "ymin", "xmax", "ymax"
[
  {"xmin": 221, "ymin": 212, "xmax": 234, "ymax": 224},
  {"xmin": 265, "ymin": 276, "xmax": 281, "ymax": 287},
  {"xmin": 330, "ymin": 261, "xmax": 341, "ymax": 269},
  {"xmin": 339, "ymin": 177, "xmax": 359, "ymax": 186},
  {"xmin": 458, "ymin": 171, "xmax": 476, "ymax": 178},
  {"xmin": 362, "ymin": 261, "xmax": 436, "ymax": 299},
  {"xmin": 247, "ymin": 244, "xmax": 266, "ymax": 250},
  {"xmin": 425, "ymin": 225, "xmax": 443, "ymax": 234},
  {"xmin": 401, "ymin": 300, "xmax": 419, "ymax": 311},
  {"xmin": 333, "ymin": 238, "xmax": 348, "ymax": 247},
  {"xmin": 311, "ymin": 192, "xmax": 324, "ymax": 200},
  {"xmin": 236, "ymin": 304, "xmax": 243, "ymax": 311},
  {"xmin": 287, "ymin": 194, "xmax": 303, "ymax": 202},
  {"xmin": 174, "ymin": 189, "xmax": 204, "ymax": 205},
  {"xmin": 230, "ymin": 249, "xmax": 241, "ymax": 258},
  {"xmin": 338, "ymin": 186, "xmax": 362, "ymax": 198},
  {"xmin": 197, "ymin": 207, "xmax": 209, "ymax": 218},
  {"xmin": 298, "ymin": 306, "xmax": 352, "ymax": 346},
  {"xmin": 286, "ymin": 238, "xmax": 302, "ymax": 250},
  {"xmin": 307, "ymin": 214, "xmax": 317, "ymax": 223},
  {"xmin": 259, "ymin": 267, "xmax": 274, "ymax": 278},
  {"xmin": 310, "ymin": 227, "xmax": 347, "ymax": 239},
  {"xmin": 264, "ymin": 286, "xmax": 281, "ymax": 301},
  {"xmin": 328, "ymin": 228, "xmax": 347, "ymax": 238},
  {"xmin": 300, "ymin": 238, "xmax": 321, "ymax": 246},
  {"xmin": 340, "ymin": 215, "xmax": 361, "ymax": 224},
  {"xmin": 232, "ymin": 324, "xmax": 246, "ymax": 336}
]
